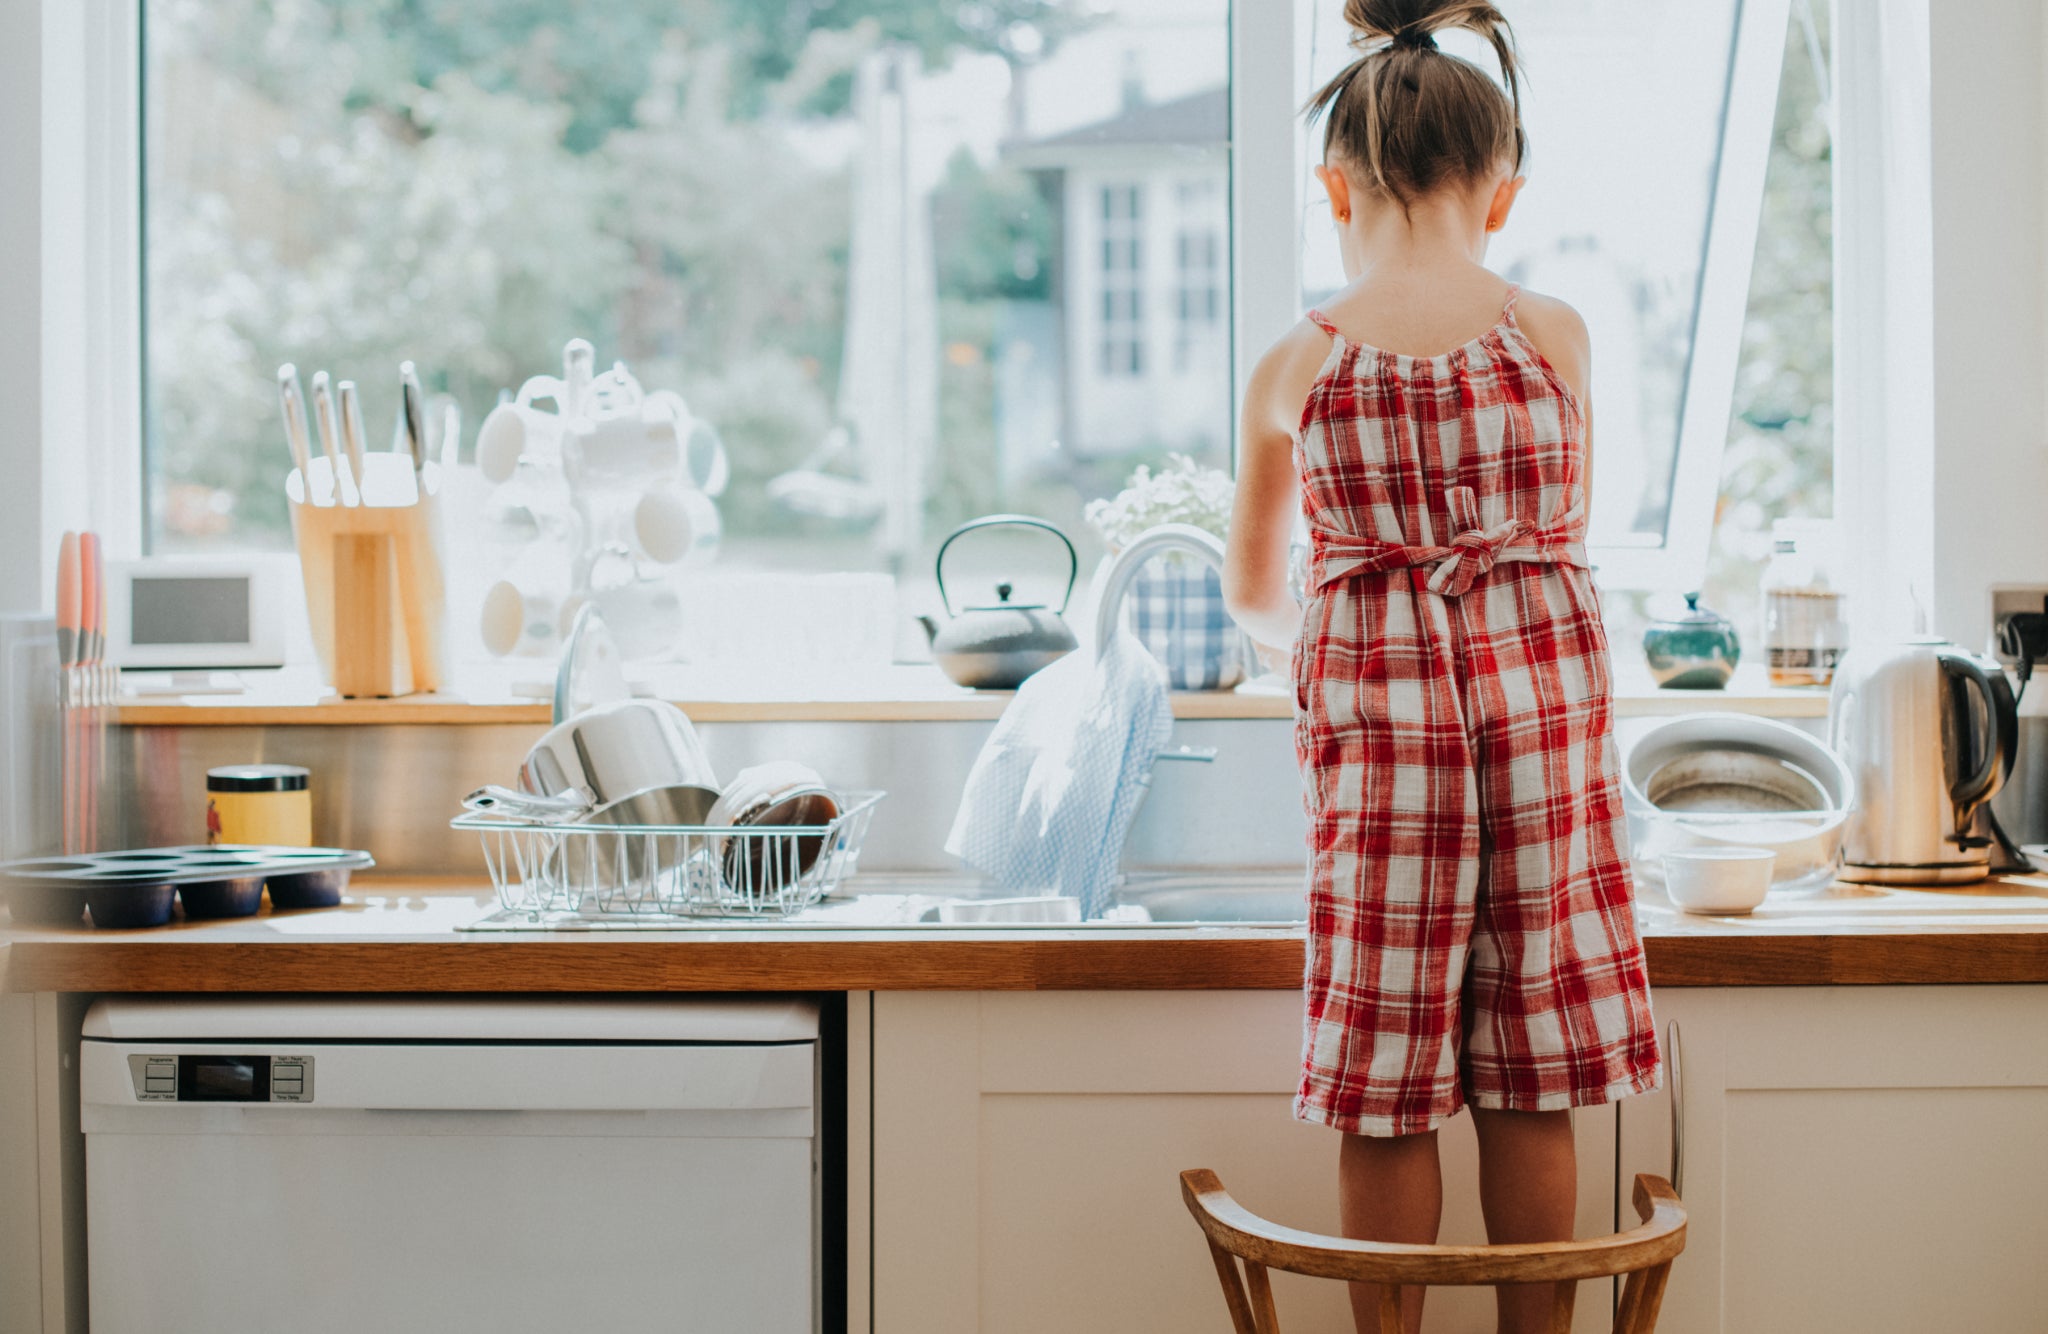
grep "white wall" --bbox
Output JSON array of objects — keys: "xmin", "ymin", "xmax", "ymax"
[
  {"xmin": 0, "ymin": 0, "xmax": 136, "ymax": 619},
  {"xmin": 1927, "ymin": 0, "xmax": 2048, "ymax": 648},
  {"xmin": 0, "ymin": 0, "xmax": 50, "ymax": 615}
]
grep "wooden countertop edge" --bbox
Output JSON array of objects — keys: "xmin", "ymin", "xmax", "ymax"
[
  {"xmin": 113, "ymin": 695, "xmax": 1284, "ymax": 725},
  {"xmin": 9, "ymin": 929, "xmax": 2048, "ymax": 993},
  {"xmin": 115, "ymin": 688, "xmax": 1832, "ymax": 726}
]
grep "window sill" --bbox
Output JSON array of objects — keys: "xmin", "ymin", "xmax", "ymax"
[{"xmin": 116, "ymin": 662, "xmax": 1829, "ymax": 726}]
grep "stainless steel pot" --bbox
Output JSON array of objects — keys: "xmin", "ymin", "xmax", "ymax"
[{"xmin": 518, "ymin": 698, "xmax": 718, "ymax": 815}]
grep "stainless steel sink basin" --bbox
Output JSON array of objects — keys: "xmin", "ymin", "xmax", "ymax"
[
  {"xmin": 1114, "ymin": 874, "xmax": 1306, "ymax": 923},
  {"xmin": 462, "ymin": 870, "xmax": 1312, "ymax": 930}
]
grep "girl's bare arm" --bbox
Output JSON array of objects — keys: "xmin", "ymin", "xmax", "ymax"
[{"xmin": 1223, "ymin": 322, "xmax": 1329, "ymax": 650}]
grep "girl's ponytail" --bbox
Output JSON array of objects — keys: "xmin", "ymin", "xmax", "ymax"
[{"xmin": 1308, "ymin": 0, "xmax": 1525, "ymax": 212}]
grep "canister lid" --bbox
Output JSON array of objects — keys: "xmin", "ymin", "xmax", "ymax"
[{"xmin": 207, "ymin": 764, "xmax": 310, "ymax": 793}]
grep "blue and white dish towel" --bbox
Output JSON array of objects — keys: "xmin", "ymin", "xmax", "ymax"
[{"xmin": 944, "ymin": 631, "xmax": 1174, "ymax": 919}]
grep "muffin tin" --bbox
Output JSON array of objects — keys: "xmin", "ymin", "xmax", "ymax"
[{"xmin": 0, "ymin": 846, "xmax": 374, "ymax": 928}]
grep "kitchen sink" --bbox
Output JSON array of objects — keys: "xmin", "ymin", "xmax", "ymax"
[
  {"xmin": 1112, "ymin": 874, "xmax": 1307, "ymax": 923},
  {"xmin": 461, "ymin": 870, "xmax": 1311, "ymax": 930}
]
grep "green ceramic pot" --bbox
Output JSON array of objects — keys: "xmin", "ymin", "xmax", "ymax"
[{"xmin": 1642, "ymin": 592, "xmax": 1741, "ymax": 690}]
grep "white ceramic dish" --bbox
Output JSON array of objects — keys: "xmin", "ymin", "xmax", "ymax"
[{"xmin": 1662, "ymin": 847, "xmax": 1776, "ymax": 915}]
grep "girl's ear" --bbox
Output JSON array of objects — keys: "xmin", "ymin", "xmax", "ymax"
[
  {"xmin": 1316, "ymin": 163, "xmax": 1353, "ymax": 226},
  {"xmin": 1485, "ymin": 174, "xmax": 1527, "ymax": 233}
]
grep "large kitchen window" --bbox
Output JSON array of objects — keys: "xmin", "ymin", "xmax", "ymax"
[
  {"xmin": 139, "ymin": 0, "xmax": 1830, "ymax": 666},
  {"xmin": 142, "ymin": 0, "xmax": 1232, "ymax": 662}
]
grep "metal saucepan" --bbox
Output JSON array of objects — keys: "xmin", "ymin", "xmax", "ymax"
[{"xmin": 707, "ymin": 762, "xmax": 842, "ymax": 899}]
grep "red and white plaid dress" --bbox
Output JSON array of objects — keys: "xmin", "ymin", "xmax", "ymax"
[{"xmin": 1292, "ymin": 290, "xmax": 1660, "ymax": 1137}]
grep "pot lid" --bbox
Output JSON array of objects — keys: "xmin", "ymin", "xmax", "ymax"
[
  {"xmin": 1651, "ymin": 591, "xmax": 1734, "ymax": 627},
  {"xmin": 964, "ymin": 583, "xmax": 1048, "ymax": 613}
]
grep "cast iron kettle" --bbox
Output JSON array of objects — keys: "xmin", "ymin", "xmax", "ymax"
[{"xmin": 918, "ymin": 515, "xmax": 1079, "ymax": 690}]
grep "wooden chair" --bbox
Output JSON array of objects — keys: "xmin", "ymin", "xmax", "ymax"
[{"xmin": 1180, "ymin": 1169, "xmax": 1686, "ymax": 1334}]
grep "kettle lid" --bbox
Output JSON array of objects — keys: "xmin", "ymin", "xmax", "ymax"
[{"xmin": 964, "ymin": 582, "xmax": 1046, "ymax": 613}]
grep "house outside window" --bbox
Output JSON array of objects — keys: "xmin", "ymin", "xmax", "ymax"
[
  {"xmin": 1008, "ymin": 83, "xmax": 1231, "ymax": 472},
  {"xmin": 1174, "ymin": 179, "xmax": 1224, "ymax": 373},
  {"xmin": 1098, "ymin": 184, "xmax": 1146, "ymax": 378}
]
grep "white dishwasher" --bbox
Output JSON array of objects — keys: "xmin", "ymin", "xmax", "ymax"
[{"xmin": 81, "ymin": 996, "xmax": 820, "ymax": 1334}]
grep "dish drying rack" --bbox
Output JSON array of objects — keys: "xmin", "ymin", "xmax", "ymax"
[{"xmin": 452, "ymin": 791, "xmax": 884, "ymax": 921}]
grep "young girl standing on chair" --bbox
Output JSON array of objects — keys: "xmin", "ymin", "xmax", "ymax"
[{"xmin": 1223, "ymin": 3, "xmax": 1661, "ymax": 1331}]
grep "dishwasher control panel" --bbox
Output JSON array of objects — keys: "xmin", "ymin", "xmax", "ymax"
[{"xmin": 127, "ymin": 1054, "xmax": 315, "ymax": 1103}]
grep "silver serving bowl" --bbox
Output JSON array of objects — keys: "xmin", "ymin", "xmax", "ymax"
[{"xmin": 1624, "ymin": 714, "xmax": 1856, "ymax": 891}]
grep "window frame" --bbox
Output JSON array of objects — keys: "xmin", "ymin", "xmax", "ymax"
[
  {"xmin": 1245, "ymin": 0, "xmax": 1796, "ymax": 595},
  {"xmin": 93, "ymin": 0, "xmax": 1816, "ymax": 600},
  {"xmin": 1600, "ymin": 0, "xmax": 1793, "ymax": 591},
  {"xmin": 33, "ymin": 0, "xmax": 144, "ymax": 564}
]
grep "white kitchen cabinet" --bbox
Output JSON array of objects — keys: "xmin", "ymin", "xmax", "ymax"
[
  {"xmin": 1619, "ymin": 986, "xmax": 2048, "ymax": 1332},
  {"xmin": 873, "ymin": 991, "xmax": 1618, "ymax": 1334}
]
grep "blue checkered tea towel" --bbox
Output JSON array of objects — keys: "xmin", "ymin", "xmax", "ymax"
[
  {"xmin": 1128, "ymin": 559, "xmax": 1245, "ymax": 691},
  {"xmin": 943, "ymin": 631, "xmax": 1174, "ymax": 919}
]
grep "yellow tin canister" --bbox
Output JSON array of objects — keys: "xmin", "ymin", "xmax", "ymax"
[{"xmin": 206, "ymin": 765, "xmax": 312, "ymax": 847}]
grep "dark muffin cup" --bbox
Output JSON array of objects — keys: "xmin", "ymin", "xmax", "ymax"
[
  {"xmin": 178, "ymin": 876, "xmax": 266, "ymax": 920},
  {"xmin": 265, "ymin": 867, "xmax": 351, "ymax": 909},
  {"xmin": 7, "ymin": 883, "xmax": 86, "ymax": 925},
  {"xmin": 87, "ymin": 883, "xmax": 177, "ymax": 929}
]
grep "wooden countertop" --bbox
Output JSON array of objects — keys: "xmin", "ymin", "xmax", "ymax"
[{"xmin": 9, "ymin": 874, "xmax": 2048, "ymax": 993}]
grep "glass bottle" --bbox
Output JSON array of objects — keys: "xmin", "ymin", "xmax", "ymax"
[{"xmin": 1761, "ymin": 529, "xmax": 1847, "ymax": 687}]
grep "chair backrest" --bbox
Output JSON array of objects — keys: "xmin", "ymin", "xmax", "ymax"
[{"xmin": 1180, "ymin": 1170, "xmax": 1686, "ymax": 1334}]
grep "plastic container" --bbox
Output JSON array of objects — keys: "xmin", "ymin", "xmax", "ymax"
[
  {"xmin": 1761, "ymin": 526, "xmax": 1847, "ymax": 687},
  {"xmin": 207, "ymin": 765, "xmax": 313, "ymax": 847}
]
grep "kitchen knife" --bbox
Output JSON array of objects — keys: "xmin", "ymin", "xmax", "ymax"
[
  {"xmin": 278, "ymin": 364, "xmax": 315, "ymax": 494},
  {"xmin": 79, "ymin": 530, "xmax": 104, "ymax": 851},
  {"xmin": 338, "ymin": 380, "xmax": 371, "ymax": 504},
  {"xmin": 399, "ymin": 361, "xmax": 429, "ymax": 474},
  {"xmin": 55, "ymin": 532, "xmax": 80, "ymax": 852},
  {"xmin": 311, "ymin": 371, "xmax": 359, "ymax": 507},
  {"xmin": 79, "ymin": 532, "xmax": 103, "ymax": 670},
  {"xmin": 55, "ymin": 531, "xmax": 80, "ymax": 672}
]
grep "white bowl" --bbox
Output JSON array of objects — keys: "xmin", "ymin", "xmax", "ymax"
[{"xmin": 1662, "ymin": 847, "xmax": 1776, "ymax": 915}]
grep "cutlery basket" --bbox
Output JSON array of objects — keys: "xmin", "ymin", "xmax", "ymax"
[
  {"xmin": 288, "ymin": 458, "xmax": 449, "ymax": 698},
  {"xmin": 452, "ymin": 791, "xmax": 884, "ymax": 919}
]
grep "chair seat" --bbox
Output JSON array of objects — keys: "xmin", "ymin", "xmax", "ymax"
[{"xmin": 1180, "ymin": 1169, "xmax": 1687, "ymax": 1334}]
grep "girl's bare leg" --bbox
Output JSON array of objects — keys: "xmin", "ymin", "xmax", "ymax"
[
  {"xmin": 1339, "ymin": 1129, "xmax": 1442, "ymax": 1334},
  {"xmin": 1471, "ymin": 1108, "xmax": 1577, "ymax": 1334}
]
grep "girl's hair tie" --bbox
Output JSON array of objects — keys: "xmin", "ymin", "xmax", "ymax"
[{"xmin": 1389, "ymin": 29, "xmax": 1439, "ymax": 52}]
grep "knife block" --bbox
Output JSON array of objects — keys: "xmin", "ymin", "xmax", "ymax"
[{"xmin": 288, "ymin": 459, "xmax": 449, "ymax": 698}]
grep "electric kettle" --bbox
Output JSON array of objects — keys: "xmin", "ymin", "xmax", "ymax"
[{"xmin": 1829, "ymin": 637, "xmax": 2018, "ymax": 884}]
